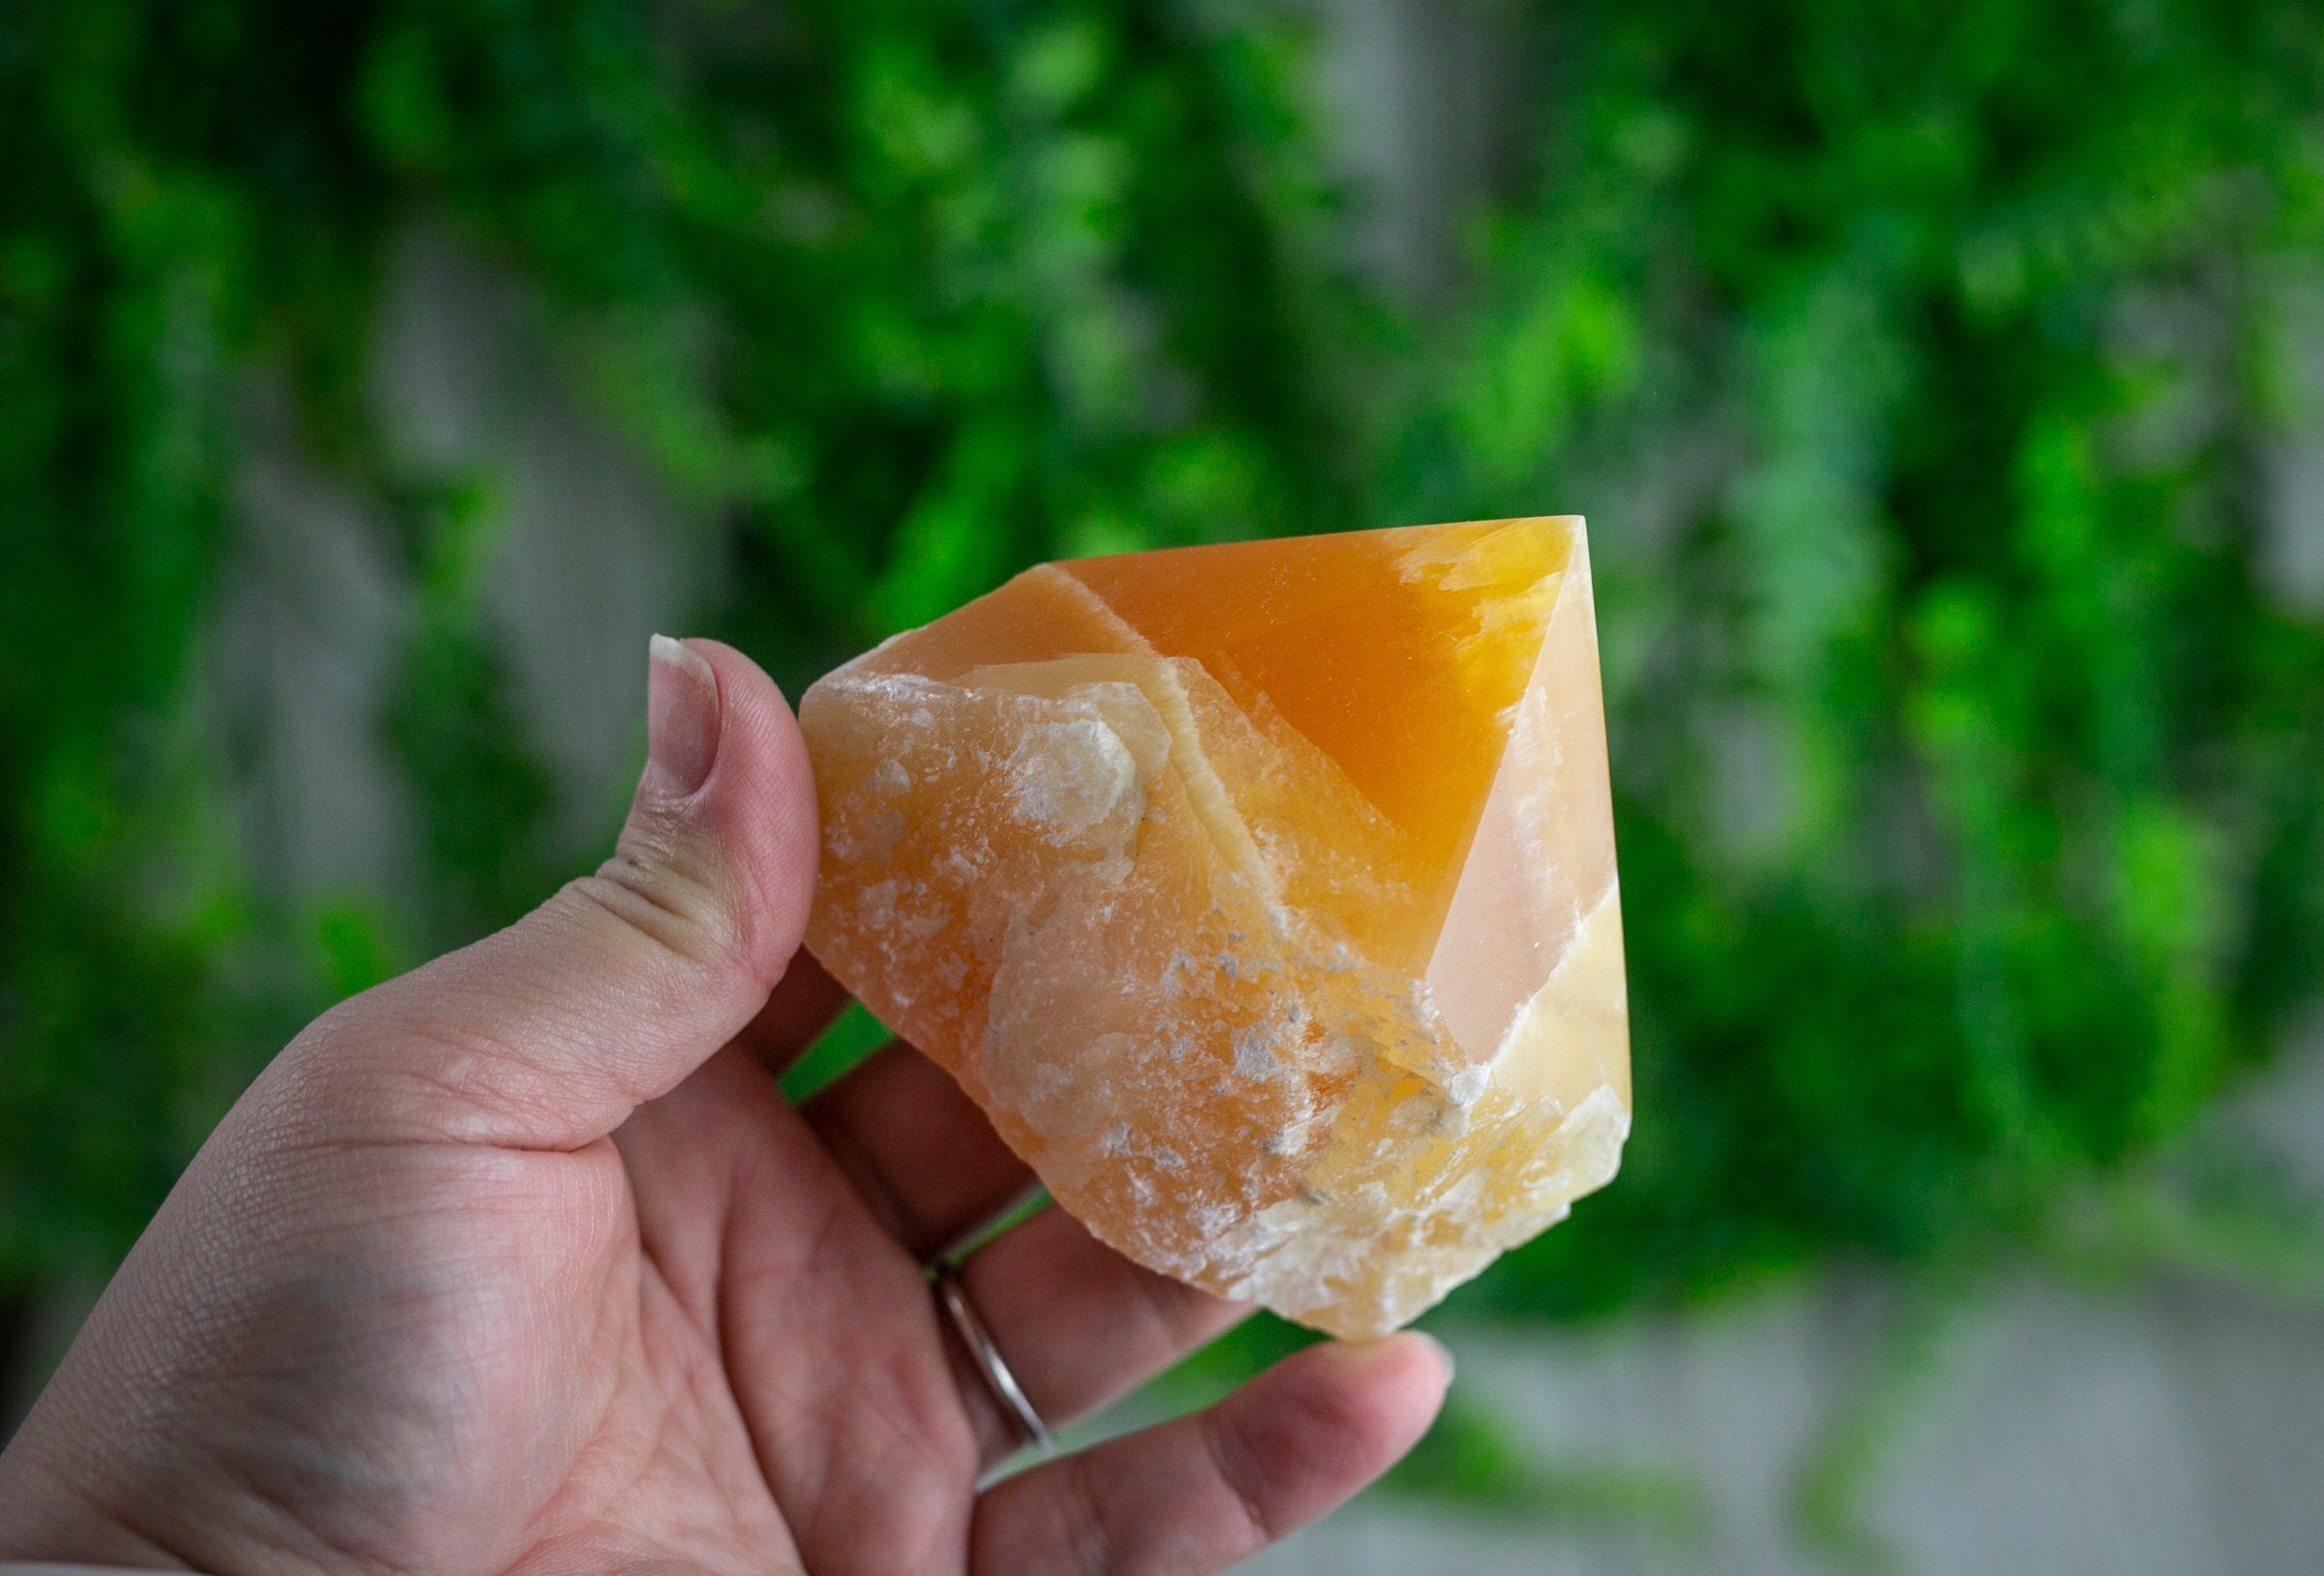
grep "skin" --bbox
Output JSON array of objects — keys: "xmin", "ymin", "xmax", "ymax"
[{"xmin": 0, "ymin": 639, "xmax": 1448, "ymax": 1576}]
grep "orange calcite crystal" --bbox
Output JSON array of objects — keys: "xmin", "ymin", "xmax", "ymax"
[{"xmin": 800, "ymin": 517, "xmax": 1629, "ymax": 1338}]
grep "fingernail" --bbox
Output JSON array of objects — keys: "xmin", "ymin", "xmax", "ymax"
[
  {"xmin": 646, "ymin": 635, "xmax": 720, "ymax": 797},
  {"xmin": 1415, "ymin": 1332, "xmax": 1456, "ymax": 1384}
]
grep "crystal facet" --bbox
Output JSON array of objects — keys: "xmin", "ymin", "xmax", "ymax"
[{"xmin": 800, "ymin": 516, "xmax": 1629, "ymax": 1338}]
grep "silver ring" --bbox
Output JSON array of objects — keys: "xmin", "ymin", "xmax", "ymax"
[{"xmin": 932, "ymin": 1262, "xmax": 1056, "ymax": 1454}]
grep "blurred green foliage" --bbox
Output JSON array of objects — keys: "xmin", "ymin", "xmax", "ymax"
[
  {"xmin": 4, "ymin": 0, "xmax": 2323, "ymax": 1424},
  {"xmin": 1443, "ymin": 0, "xmax": 2324, "ymax": 1320}
]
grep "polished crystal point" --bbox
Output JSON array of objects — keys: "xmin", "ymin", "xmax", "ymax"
[{"xmin": 801, "ymin": 517, "xmax": 1629, "ymax": 1338}]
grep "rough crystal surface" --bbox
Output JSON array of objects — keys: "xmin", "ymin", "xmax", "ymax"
[{"xmin": 800, "ymin": 517, "xmax": 1629, "ymax": 1339}]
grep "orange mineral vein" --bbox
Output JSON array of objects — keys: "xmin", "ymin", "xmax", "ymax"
[{"xmin": 800, "ymin": 516, "xmax": 1630, "ymax": 1339}]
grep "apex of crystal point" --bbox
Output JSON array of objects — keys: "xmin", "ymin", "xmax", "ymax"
[{"xmin": 800, "ymin": 517, "xmax": 1629, "ymax": 1338}]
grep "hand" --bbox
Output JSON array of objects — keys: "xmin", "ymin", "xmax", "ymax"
[{"xmin": 0, "ymin": 638, "xmax": 1449, "ymax": 1575}]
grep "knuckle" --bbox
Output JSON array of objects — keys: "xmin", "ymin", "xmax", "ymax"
[
  {"xmin": 566, "ymin": 833, "xmax": 747, "ymax": 976},
  {"xmin": 1057, "ymin": 1453, "xmax": 1117, "ymax": 1576},
  {"xmin": 1199, "ymin": 1407, "xmax": 1279, "ymax": 1549}
]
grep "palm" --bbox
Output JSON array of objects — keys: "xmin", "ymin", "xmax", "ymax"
[
  {"xmin": 344, "ymin": 1013, "xmax": 1235, "ymax": 1576},
  {"xmin": 484, "ymin": 1026, "xmax": 1026, "ymax": 1576},
  {"xmin": 406, "ymin": 1042, "xmax": 839, "ymax": 1576}
]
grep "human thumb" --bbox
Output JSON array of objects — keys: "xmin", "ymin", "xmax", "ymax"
[{"xmin": 286, "ymin": 636, "xmax": 821, "ymax": 1149}]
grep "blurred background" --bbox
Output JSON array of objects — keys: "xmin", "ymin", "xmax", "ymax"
[{"xmin": 6, "ymin": 0, "xmax": 2324, "ymax": 1569}]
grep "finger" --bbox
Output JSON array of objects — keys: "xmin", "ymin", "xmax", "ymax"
[
  {"xmin": 970, "ymin": 1333, "xmax": 1451, "ymax": 1576},
  {"xmin": 946, "ymin": 1208, "xmax": 1249, "ymax": 1466},
  {"xmin": 736, "ymin": 947, "xmax": 852, "ymax": 1073},
  {"xmin": 800, "ymin": 1041, "xmax": 1036, "ymax": 1258},
  {"xmin": 291, "ymin": 636, "xmax": 819, "ymax": 1149}
]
